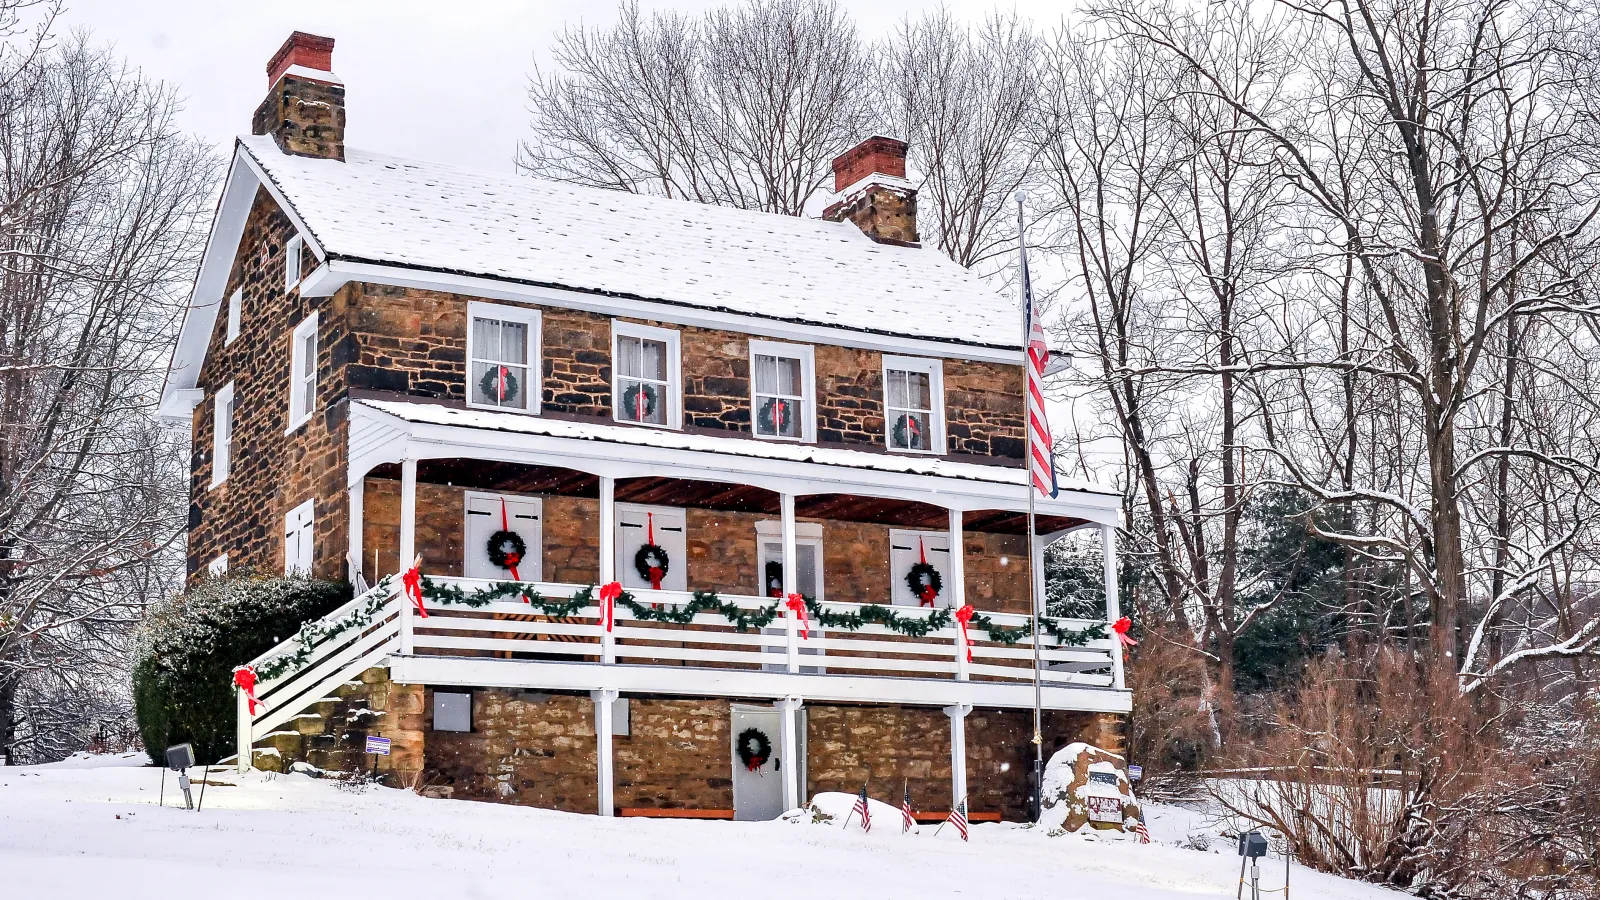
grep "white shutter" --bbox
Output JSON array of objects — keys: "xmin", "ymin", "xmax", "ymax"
[
  {"xmin": 889, "ymin": 529, "xmax": 952, "ymax": 606},
  {"xmin": 284, "ymin": 499, "xmax": 314, "ymax": 576},
  {"xmin": 464, "ymin": 493, "xmax": 542, "ymax": 581},
  {"xmin": 614, "ymin": 504, "xmax": 687, "ymax": 591}
]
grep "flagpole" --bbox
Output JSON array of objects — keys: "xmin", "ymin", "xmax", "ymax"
[{"xmin": 1016, "ymin": 193, "xmax": 1044, "ymax": 825}]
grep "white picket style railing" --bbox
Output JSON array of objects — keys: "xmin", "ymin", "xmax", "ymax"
[{"xmin": 235, "ymin": 575, "xmax": 1119, "ymax": 771}]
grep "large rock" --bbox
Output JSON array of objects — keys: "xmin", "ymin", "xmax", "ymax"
[{"xmin": 1038, "ymin": 742, "xmax": 1141, "ymax": 836}]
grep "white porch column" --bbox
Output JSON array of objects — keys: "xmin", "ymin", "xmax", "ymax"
[
  {"xmin": 948, "ymin": 507, "xmax": 969, "ymax": 681},
  {"xmin": 398, "ymin": 458, "xmax": 418, "ymax": 655},
  {"xmin": 347, "ymin": 477, "xmax": 364, "ymax": 587},
  {"xmin": 1102, "ymin": 523, "xmax": 1124, "ymax": 689},
  {"xmin": 235, "ymin": 687, "xmax": 252, "ymax": 774},
  {"xmin": 944, "ymin": 702, "xmax": 972, "ymax": 811},
  {"xmin": 598, "ymin": 476, "xmax": 616, "ymax": 664},
  {"xmin": 781, "ymin": 492, "xmax": 799, "ymax": 674},
  {"xmin": 592, "ymin": 688, "xmax": 619, "ymax": 816},
  {"xmin": 776, "ymin": 695, "xmax": 804, "ymax": 811}
]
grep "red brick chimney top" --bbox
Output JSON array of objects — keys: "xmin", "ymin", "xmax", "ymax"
[
  {"xmin": 831, "ymin": 136, "xmax": 908, "ymax": 193},
  {"xmin": 266, "ymin": 32, "xmax": 336, "ymax": 87}
]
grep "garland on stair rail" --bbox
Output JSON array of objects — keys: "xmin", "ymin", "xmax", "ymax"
[{"xmin": 252, "ymin": 576, "xmax": 398, "ymax": 682}]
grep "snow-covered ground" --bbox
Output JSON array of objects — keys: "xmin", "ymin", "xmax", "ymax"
[{"xmin": 0, "ymin": 755, "xmax": 1401, "ymax": 899}]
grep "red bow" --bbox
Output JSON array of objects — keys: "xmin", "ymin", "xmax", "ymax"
[
  {"xmin": 785, "ymin": 593, "xmax": 810, "ymax": 640},
  {"xmin": 402, "ymin": 564, "xmax": 428, "ymax": 619},
  {"xmin": 598, "ymin": 581, "xmax": 621, "ymax": 632},
  {"xmin": 954, "ymin": 604, "xmax": 975, "ymax": 663},
  {"xmin": 500, "ymin": 498, "xmax": 522, "ymax": 582},
  {"xmin": 1112, "ymin": 616, "xmax": 1138, "ymax": 656},
  {"xmin": 232, "ymin": 665, "xmax": 264, "ymax": 715}
]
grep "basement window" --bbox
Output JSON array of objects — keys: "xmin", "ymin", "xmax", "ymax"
[{"xmin": 434, "ymin": 691, "xmax": 472, "ymax": 733}]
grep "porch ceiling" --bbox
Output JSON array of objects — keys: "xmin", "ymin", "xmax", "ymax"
[{"xmin": 367, "ymin": 463, "xmax": 1088, "ymax": 534}]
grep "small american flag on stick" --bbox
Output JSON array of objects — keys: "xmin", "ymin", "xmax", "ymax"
[
  {"xmin": 1131, "ymin": 817, "xmax": 1151, "ymax": 844},
  {"xmin": 901, "ymin": 783, "xmax": 916, "ymax": 833},
  {"xmin": 850, "ymin": 785, "xmax": 872, "ymax": 833},
  {"xmin": 944, "ymin": 798, "xmax": 969, "ymax": 842}
]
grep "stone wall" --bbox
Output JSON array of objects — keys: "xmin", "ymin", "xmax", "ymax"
[{"xmin": 250, "ymin": 666, "xmax": 424, "ymax": 784}]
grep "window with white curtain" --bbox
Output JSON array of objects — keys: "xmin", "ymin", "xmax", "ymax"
[
  {"xmin": 468, "ymin": 302, "xmax": 540, "ymax": 413},
  {"xmin": 882, "ymin": 355, "xmax": 944, "ymax": 453},
  {"xmin": 612, "ymin": 321, "xmax": 679, "ymax": 428},
  {"xmin": 750, "ymin": 340, "xmax": 814, "ymax": 442}
]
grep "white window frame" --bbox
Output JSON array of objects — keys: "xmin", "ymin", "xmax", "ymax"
[
  {"xmin": 749, "ymin": 340, "xmax": 815, "ymax": 443},
  {"xmin": 225, "ymin": 288, "xmax": 242, "ymax": 345},
  {"xmin": 754, "ymin": 520, "xmax": 825, "ymax": 601},
  {"xmin": 881, "ymin": 355, "xmax": 945, "ymax": 454},
  {"xmin": 611, "ymin": 320, "xmax": 681, "ymax": 430},
  {"xmin": 210, "ymin": 381, "xmax": 235, "ymax": 489},
  {"xmin": 207, "ymin": 554, "xmax": 228, "ymax": 577},
  {"xmin": 285, "ymin": 235, "xmax": 304, "ymax": 291},
  {"xmin": 287, "ymin": 311, "xmax": 318, "ymax": 433},
  {"xmin": 284, "ymin": 498, "xmax": 314, "ymax": 576},
  {"xmin": 466, "ymin": 301, "xmax": 542, "ymax": 415}
]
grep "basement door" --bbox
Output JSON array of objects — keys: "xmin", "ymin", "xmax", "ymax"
[
  {"xmin": 464, "ymin": 492, "xmax": 543, "ymax": 581},
  {"xmin": 731, "ymin": 704, "xmax": 807, "ymax": 821}
]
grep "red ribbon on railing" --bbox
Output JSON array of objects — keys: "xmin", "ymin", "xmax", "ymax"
[
  {"xmin": 232, "ymin": 665, "xmax": 264, "ymax": 715},
  {"xmin": 500, "ymin": 498, "xmax": 522, "ymax": 583},
  {"xmin": 598, "ymin": 581, "xmax": 621, "ymax": 632},
  {"xmin": 785, "ymin": 593, "xmax": 810, "ymax": 640},
  {"xmin": 954, "ymin": 604, "xmax": 975, "ymax": 663},
  {"xmin": 402, "ymin": 563, "xmax": 428, "ymax": 619},
  {"xmin": 1112, "ymin": 616, "xmax": 1138, "ymax": 657}
]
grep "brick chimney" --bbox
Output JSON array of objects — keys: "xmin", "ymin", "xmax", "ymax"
[
  {"xmin": 822, "ymin": 136, "xmax": 918, "ymax": 246},
  {"xmin": 252, "ymin": 32, "xmax": 345, "ymax": 161}
]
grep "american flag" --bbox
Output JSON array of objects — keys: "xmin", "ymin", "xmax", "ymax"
[
  {"xmin": 1020, "ymin": 224, "xmax": 1059, "ymax": 499},
  {"xmin": 901, "ymin": 785, "xmax": 917, "ymax": 833},
  {"xmin": 851, "ymin": 785, "xmax": 872, "ymax": 833},
  {"xmin": 1131, "ymin": 817, "xmax": 1151, "ymax": 844},
  {"xmin": 945, "ymin": 798, "xmax": 969, "ymax": 842}
]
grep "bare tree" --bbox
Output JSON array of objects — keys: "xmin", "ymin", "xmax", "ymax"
[
  {"xmin": 0, "ymin": 30, "xmax": 214, "ymax": 763},
  {"xmin": 520, "ymin": 0, "xmax": 872, "ymax": 216}
]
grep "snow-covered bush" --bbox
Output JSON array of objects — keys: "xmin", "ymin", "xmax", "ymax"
[{"xmin": 132, "ymin": 573, "xmax": 349, "ymax": 765}]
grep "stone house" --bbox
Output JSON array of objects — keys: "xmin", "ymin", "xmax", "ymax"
[{"xmin": 158, "ymin": 32, "xmax": 1130, "ymax": 822}]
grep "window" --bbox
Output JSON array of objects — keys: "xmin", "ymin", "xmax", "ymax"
[
  {"xmin": 882, "ymin": 356, "xmax": 944, "ymax": 453},
  {"xmin": 755, "ymin": 521, "xmax": 824, "ymax": 600},
  {"xmin": 225, "ymin": 288, "xmax": 241, "ymax": 344},
  {"xmin": 433, "ymin": 691, "xmax": 472, "ymax": 733},
  {"xmin": 612, "ymin": 321, "xmax": 680, "ymax": 428},
  {"xmin": 287, "ymin": 312, "xmax": 318, "ymax": 431},
  {"xmin": 467, "ymin": 302, "xmax": 540, "ymax": 413},
  {"xmin": 210, "ymin": 381, "xmax": 235, "ymax": 488},
  {"xmin": 207, "ymin": 554, "xmax": 228, "ymax": 577},
  {"xmin": 284, "ymin": 499, "xmax": 314, "ymax": 576},
  {"xmin": 889, "ymin": 529, "xmax": 953, "ymax": 607},
  {"xmin": 750, "ymin": 340, "xmax": 815, "ymax": 442},
  {"xmin": 285, "ymin": 235, "xmax": 303, "ymax": 291}
]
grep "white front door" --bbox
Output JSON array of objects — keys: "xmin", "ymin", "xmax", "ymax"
[
  {"xmin": 889, "ymin": 529, "xmax": 954, "ymax": 607},
  {"xmin": 615, "ymin": 504, "xmax": 687, "ymax": 591},
  {"xmin": 731, "ymin": 705, "xmax": 805, "ymax": 821},
  {"xmin": 464, "ymin": 492, "xmax": 543, "ymax": 581}
]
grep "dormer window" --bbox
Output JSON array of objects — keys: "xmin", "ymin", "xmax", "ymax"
[
  {"xmin": 750, "ymin": 340, "xmax": 814, "ymax": 442},
  {"xmin": 883, "ymin": 356, "xmax": 944, "ymax": 453},
  {"xmin": 468, "ymin": 302, "xmax": 541, "ymax": 413},
  {"xmin": 612, "ymin": 321, "xmax": 680, "ymax": 428},
  {"xmin": 285, "ymin": 235, "xmax": 303, "ymax": 291}
]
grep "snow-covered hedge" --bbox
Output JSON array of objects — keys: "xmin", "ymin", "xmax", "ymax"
[{"xmin": 132, "ymin": 573, "xmax": 349, "ymax": 765}]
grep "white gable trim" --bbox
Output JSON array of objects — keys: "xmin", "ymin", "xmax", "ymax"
[{"xmin": 298, "ymin": 258, "xmax": 1026, "ymax": 366}]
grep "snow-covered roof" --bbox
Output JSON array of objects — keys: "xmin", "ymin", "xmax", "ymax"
[
  {"xmin": 356, "ymin": 398, "xmax": 1116, "ymax": 499},
  {"xmin": 239, "ymin": 135, "xmax": 1019, "ymax": 350}
]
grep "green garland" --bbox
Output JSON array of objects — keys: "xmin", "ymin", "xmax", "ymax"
[{"xmin": 253, "ymin": 576, "xmax": 397, "ymax": 682}]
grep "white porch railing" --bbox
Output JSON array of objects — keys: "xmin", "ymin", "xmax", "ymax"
[{"xmin": 235, "ymin": 575, "xmax": 1120, "ymax": 771}]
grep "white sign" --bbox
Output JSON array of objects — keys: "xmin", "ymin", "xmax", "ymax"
[
  {"xmin": 1128, "ymin": 765, "xmax": 1143, "ymax": 781},
  {"xmin": 364, "ymin": 736, "xmax": 391, "ymax": 756},
  {"xmin": 1086, "ymin": 795, "xmax": 1124, "ymax": 824}
]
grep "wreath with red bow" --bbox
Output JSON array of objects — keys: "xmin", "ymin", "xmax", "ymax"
[
  {"xmin": 621, "ymin": 382, "xmax": 659, "ymax": 422},
  {"xmin": 757, "ymin": 397, "xmax": 795, "ymax": 437},
  {"xmin": 487, "ymin": 530, "xmax": 526, "ymax": 571},
  {"xmin": 892, "ymin": 413, "xmax": 930, "ymax": 451},
  {"xmin": 905, "ymin": 562, "xmax": 943, "ymax": 605},
  {"xmin": 634, "ymin": 543, "xmax": 670, "ymax": 589},
  {"xmin": 478, "ymin": 366, "xmax": 520, "ymax": 405},
  {"xmin": 736, "ymin": 727, "xmax": 773, "ymax": 771},
  {"xmin": 764, "ymin": 560, "xmax": 784, "ymax": 598}
]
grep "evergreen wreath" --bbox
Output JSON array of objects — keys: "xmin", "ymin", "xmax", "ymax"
[
  {"xmin": 478, "ymin": 365, "xmax": 519, "ymax": 405},
  {"xmin": 736, "ymin": 727, "xmax": 773, "ymax": 771},
  {"xmin": 621, "ymin": 382, "xmax": 658, "ymax": 421},
  {"xmin": 634, "ymin": 543, "xmax": 671, "ymax": 583},
  {"xmin": 764, "ymin": 560, "xmax": 784, "ymax": 598},
  {"xmin": 757, "ymin": 397, "xmax": 795, "ymax": 436},
  {"xmin": 892, "ymin": 413, "xmax": 929, "ymax": 450},
  {"xmin": 905, "ymin": 562, "xmax": 943, "ymax": 604},
  {"xmin": 486, "ymin": 530, "xmax": 527, "ymax": 571}
]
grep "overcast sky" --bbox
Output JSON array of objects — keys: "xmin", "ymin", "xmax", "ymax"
[{"xmin": 60, "ymin": 0, "xmax": 1068, "ymax": 172}]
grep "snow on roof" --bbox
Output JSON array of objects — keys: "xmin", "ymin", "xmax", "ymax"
[
  {"xmin": 357, "ymin": 399, "xmax": 1115, "ymax": 498},
  {"xmin": 241, "ymin": 135, "xmax": 1020, "ymax": 349}
]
